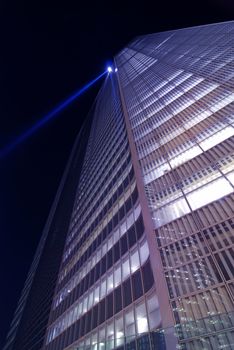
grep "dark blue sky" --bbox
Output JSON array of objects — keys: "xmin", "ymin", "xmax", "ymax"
[{"xmin": 0, "ymin": 0, "xmax": 233, "ymax": 347}]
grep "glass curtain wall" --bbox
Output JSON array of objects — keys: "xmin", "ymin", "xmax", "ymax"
[
  {"xmin": 115, "ymin": 21, "xmax": 234, "ymax": 349},
  {"xmin": 44, "ymin": 74, "xmax": 161, "ymax": 350}
]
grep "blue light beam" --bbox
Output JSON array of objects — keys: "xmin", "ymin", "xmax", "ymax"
[{"xmin": 0, "ymin": 70, "xmax": 107, "ymax": 159}]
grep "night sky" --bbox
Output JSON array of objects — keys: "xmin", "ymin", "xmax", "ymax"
[{"xmin": 0, "ymin": 0, "xmax": 233, "ymax": 347}]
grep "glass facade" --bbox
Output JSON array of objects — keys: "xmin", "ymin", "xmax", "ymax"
[
  {"xmin": 44, "ymin": 76, "xmax": 159, "ymax": 350},
  {"xmin": 115, "ymin": 21, "xmax": 234, "ymax": 349},
  {"xmin": 4, "ymin": 21, "xmax": 234, "ymax": 350}
]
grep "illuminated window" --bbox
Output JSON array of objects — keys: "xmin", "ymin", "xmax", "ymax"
[
  {"xmin": 107, "ymin": 274, "xmax": 114, "ymax": 293},
  {"xmin": 114, "ymin": 265, "xmax": 121, "ymax": 287},
  {"xmin": 136, "ymin": 302, "xmax": 149, "ymax": 334},
  {"xmin": 187, "ymin": 177, "xmax": 233, "ymax": 211},
  {"xmin": 122, "ymin": 257, "xmax": 130, "ymax": 279},
  {"xmin": 202, "ymin": 125, "xmax": 234, "ymax": 150},
  {"xmin": 115, "ymin": 316, "xmax": 124, "ymax": 347},
  {"xmin": 130, "ymin": 250, "xmax": 140, "ymax": 273},
  {"xmin": 125, "ymin": 309, "xmax": 135, "ymax": 337}
]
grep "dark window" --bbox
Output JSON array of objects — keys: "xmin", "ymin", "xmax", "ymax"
[
  {"xmin": 121, "ymin": 235, "xmax": 128, "ymax": 255},
  {"xmin": 99, "ymin": 299, "xmax": 106, "ymax": 324},
  {"xmin": 74, "ymin": 319, "xmax": 80, "ymax": 341},
  {"xmin": 85, "ymin": 310, "xmax": 92, "ymax": 333},
  {"xmin": 107, "ymin": 250, "xmax": 113, "ymax": 269},
  {"xmin": 114, "ymin": 285, "xmax": 122, "ymax": 313},
  {"xmin": 123, "ymin": 279, "xmax": 132, "ymax": 307},
  {"xmin": 137, "ymin": 334, "xmax": 151, "ymax": 350},
  {"xmin": 136, "ymin": 215, "xmax": 144, "ymax": 239},
  {"xmin": 84, "ymin": 275, "xmax": 89, "ymax": 291},
  {"xmin": 95, "ymin": 262, "xmax": 101, "ymax": 281},
  {"xmin": 132, "ymin": 270, "xmax": 143, "ymax": 300},
  {"xmin": 93, "ymin": 238, "xmax": 97, "ymax": 250},
  {"xmin": 125, "ymin": 198, "xmax": 132, "ymax": 213},
  {"xmin": 120, "ymin": 204, "xmax": 125, "ymax": 220},
  {"xmin": 114, "ymin": 241, "xmax": 120, "ymax": 263},
  {"xmin": 119, "ymin": 206, "xmax": 125, "ymax": 221},
  {"xmin": 107, "ymin": 293, "xmax": 113, "ymax": 318},
  {"xmin": 108, "ymin": 221, "xmax": 112, "ymax": 234},
  {"xmin": 126, "ymin": 339, "xmax": 137, "ymax": 350},
  {"xmin": 79, "ymin": 280, "xmax": 85, "ymax": 297},
  {"xmin": 128, "ymin": 225, "xmax": 136, "ymax": 247},
  {"xmin": 92, "ymin": 304, "xmax": 98, "ymax": 329},
  {"xmin": 123, "ymin": 176, "xmax": 129, "ymax": 188},
  {"xmin": 80, "ymin": 314, "xmax": 86, "ymax": 337},
  {"xmin": 113, "ymin": 191, "xmax": 118, "ymax": 203},
  {"xmin": 103, "ymin": 206, "xmax": 107, "ymax": 216},
  {"xmin": 101, "ymin": 256, "xmax": 107, "ymax": 275},
  {"xmin": 132, "ymin": 187, "xmax": 138, "ymax": 203},
  {"xmin": 118, "ymin": 184, "xmax": 123, "ymax": 197},
  {"xmin": 108, "ymin": 200, "xmax": 112, "ymax": 211},
  {"xmin": 113, "ymin": 213, "xmax": 119, "ymax": 227},
  {"xmin": 142, "ymin": 260, "xmax": 154, "ymax": 292},
  {"xmin": 97, "ymin": 234, "xmax": 102, "ymax": 245},
  {"xmin": 90, "ymin": 269, "xmax": 95, "ymax": 286}
]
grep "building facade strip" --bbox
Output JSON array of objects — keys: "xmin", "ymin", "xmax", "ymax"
[
  {"xmin": 115, "ymin": 58, "xmax": 177, "ymax": 350},
  {"xmin": 115, "ymin": 21, "xmax": 234, "ymax": 349},
  {"xmin": 43, "ymin": 75, "xmax": 160, "ymax": 350}
]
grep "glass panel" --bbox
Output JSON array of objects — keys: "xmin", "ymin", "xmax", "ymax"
[
  {"xmin": 115, "ymin": 316, "xmax": 124, "ymax": 347},
  {"xmin": 153, "ymin": 197, "xmax": 190, "ymax": 228},
  {"xmin": 107, "ymin": 322, "xmax": 114, "ymax": 350},
  {"xmin": 187, "ymin": 177, "xmax": 233, "ymax": 211},
  {"xmin": 130, "ymin": 250, "xmax": 140, "ymax": 273},
  {"xmin": 125, "ymin": 308, "xmax": 136, "ymax": 337},
  {"xmin": 107, "ymin": 273, "xmax": 114, "ymax": 293},
  {"xmin": 98, "ymin": 327, "xmax": 106, "ymax": 350},
  {"xmin": 94, "ymin": 285, "xmax": 100, "ymax": 304},
  {"xmin": 114, "ymin": 264, "xmax": 121, "ymax": 287},
  {"xmin": 147, "ymin": 293, "xmax": 161, "ymax": 330},
  {"xmin": 122, "ymin": 257, "xmax": 130, "ymax": 279},
  {"xmin": 140, "ymin": 240, "xmax": 149, "ymax": 264},
  {"xmin": 100, "ymin": 279, "xmax": 106, "ymax": 298},
  {"xmin": 136, "ymin": 302, "xmax": 149, "ymax": 334},
  {"xmin": 200, "ymin": 126, "xmax": 234, "ymax": 151}
]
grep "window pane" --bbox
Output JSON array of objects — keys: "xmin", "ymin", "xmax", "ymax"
[
  {"xmin": 131, "ymin": 250, "xmax": 140, "ymax": 273},
  {"xmin": 115, "ymin": 316, "xmax": 124, "ymax": 347},
  {"xmin": 114, "ymin": 285, "xmax": 122, "ymax": 313},
  {"xmin": 122, "ymin": 257, "xmax": 130, "ymax": 280},
  {"xmin": 114, "ymin": 265, "xmax": 121, "ymax": 287},
  {"xmin": 132, "ymin": 270, "xmax": 143, "ymax": 300},
  {"xmin": 123, "ymin": 279, "xmax": 132, "ymax": 307},
  {"xmin": 125, "ymin": 308, "xmax": 135, "ymax": 337},
  {"xmin": 107, "ymin": 322, "xmax": 114, "ymax": 350},
  {"xmin": 100, "ymin": 279, "xmax": 106, "ymax": 298},
  {"xmin": 140, "ymin": 240, "xmax": 149, "ymax": 264},
  {"xmin": 107, "ymin": 273, "xmax": 114, "ymax": 293},
  {"xmin": 147, "ymin": 294, "xmax": 161, "ymax": 330},
  {"xmin": 136, "ymin": 302, "xmax": 149, "ymax": 334},
  {"xmin": 187, "ymin": 177, "xmax": 233, "ymax": 211}
]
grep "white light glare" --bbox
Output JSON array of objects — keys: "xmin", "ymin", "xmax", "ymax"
[
  {"xmin": 107, "ymin": 66, "xmax": 113, "ymax": 73},
  {"xmin": 115, "ymin": 67, "xmax": 118, "ymax": 72}
]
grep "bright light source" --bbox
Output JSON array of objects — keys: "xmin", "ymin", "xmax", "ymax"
[
  {"xmin": 116, "ymin": 331, "xmax": 124, "ymax": 338},
  {"xmin": 115, "ymin": 67, "xmax": 118, "ymax": 72},
  {"xmin": 107, "ymin": 66, "xmax": 113, "ymax": 73},
  {"xmin": 137, "ymin": 317, "xmax": 148, "ymax": 333}
]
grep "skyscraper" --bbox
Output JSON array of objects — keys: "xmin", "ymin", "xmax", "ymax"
[{"xmin": 4, "ymin": 21, "xmax": 234, "ymax": 350}]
